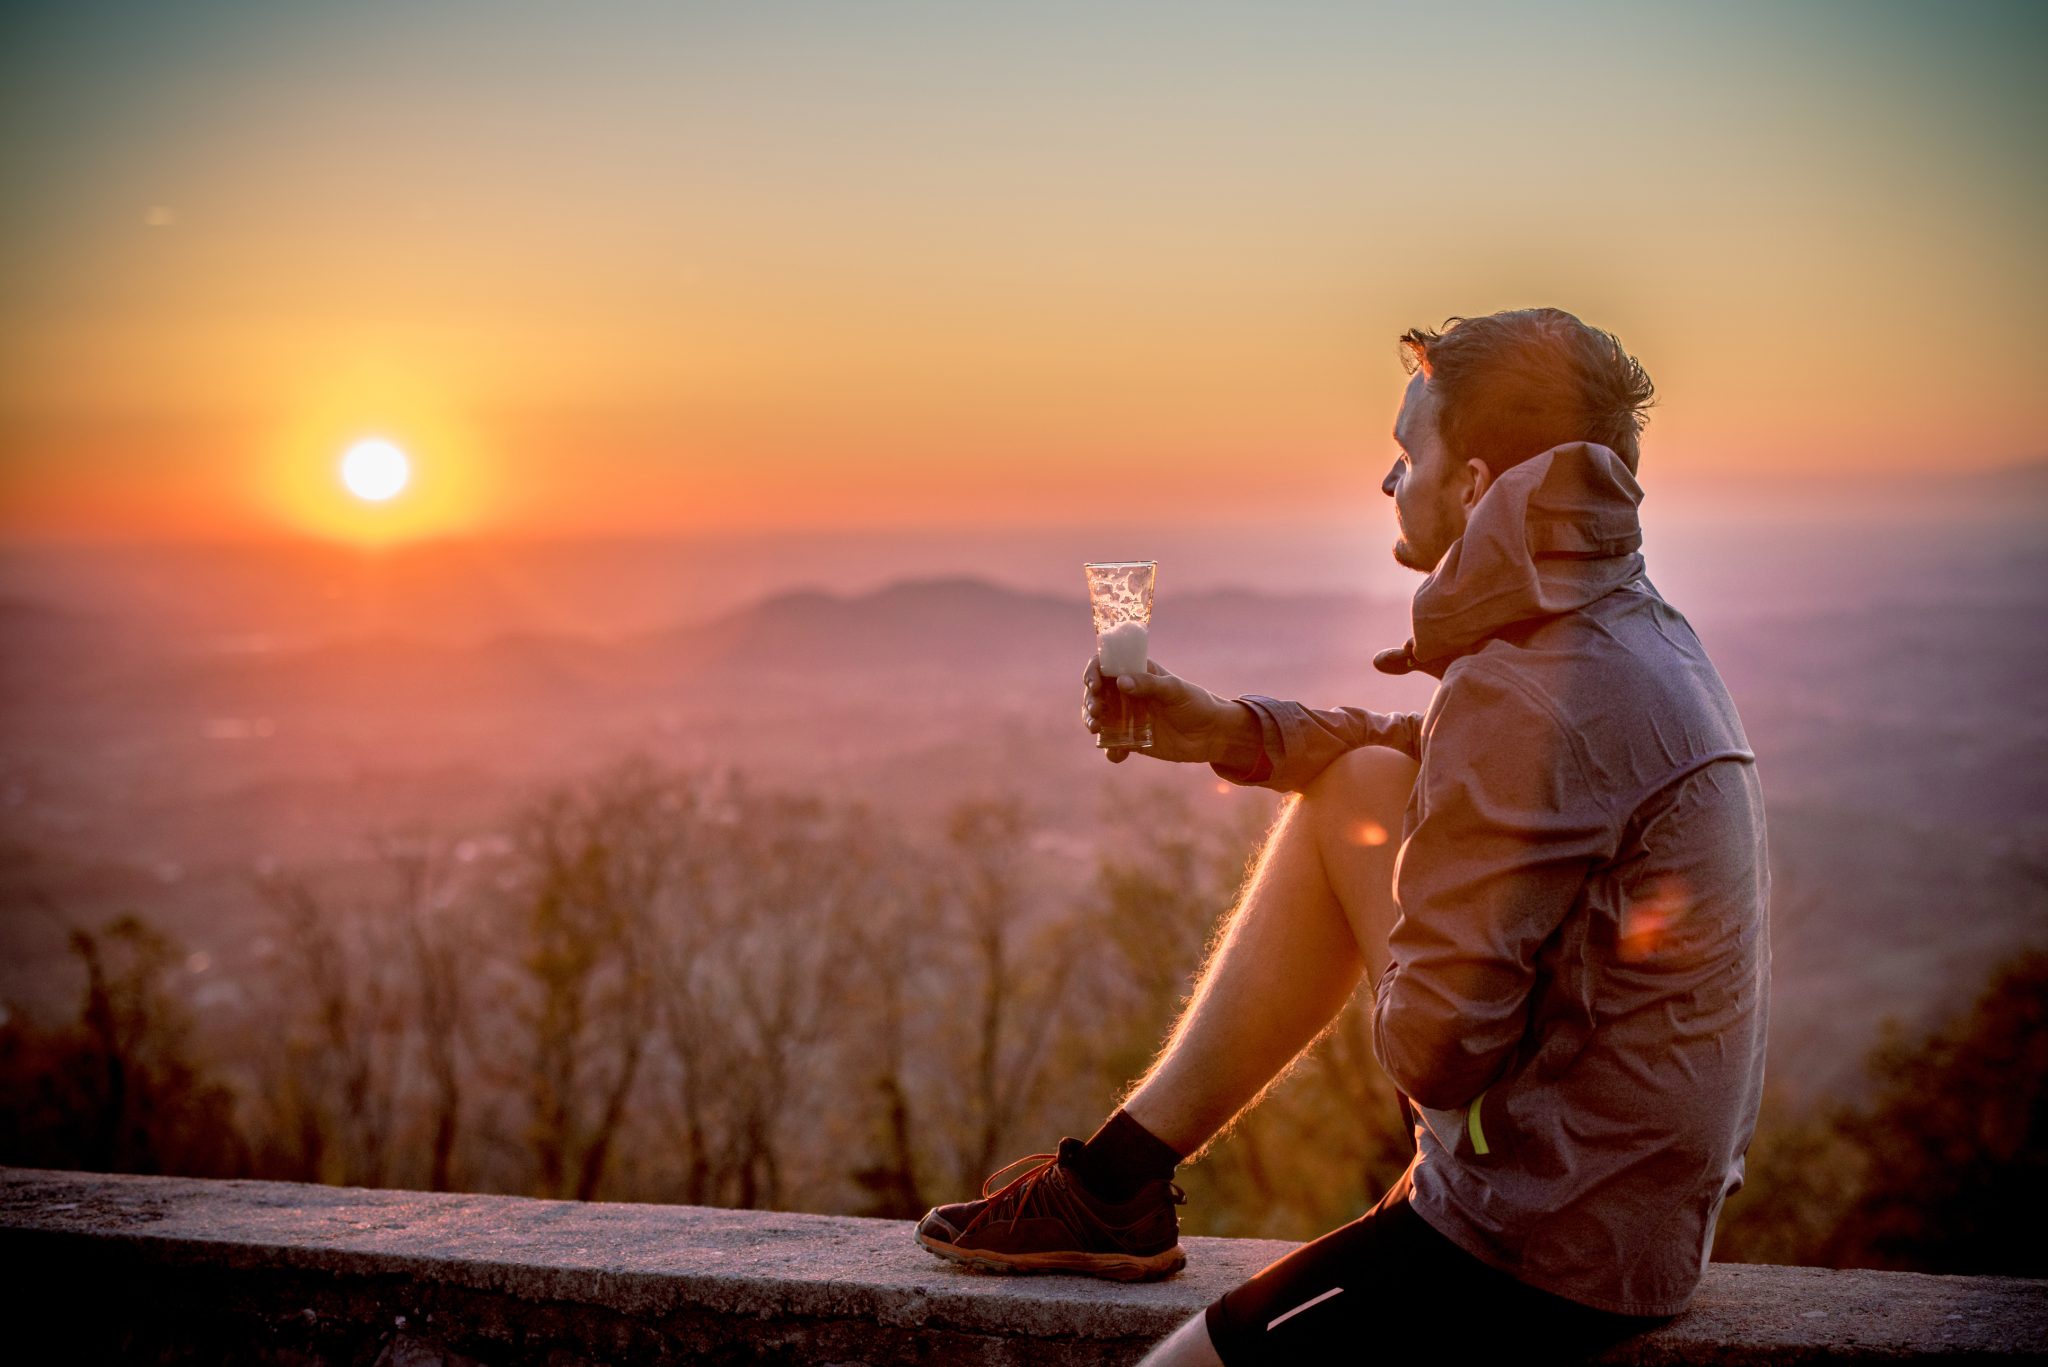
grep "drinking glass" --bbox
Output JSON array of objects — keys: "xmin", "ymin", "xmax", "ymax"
[{"xmin": 1083, "ymin": 560, "xmax": 1157, "ymax": 750}]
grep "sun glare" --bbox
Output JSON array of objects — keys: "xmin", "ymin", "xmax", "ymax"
[{"xmin": 341, "ymin": 440, "xmax": 411, "ymax": 502}]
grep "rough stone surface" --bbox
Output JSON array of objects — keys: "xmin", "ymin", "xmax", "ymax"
[{"xmin": 3, "ymin": 1166, "xmax": 2043, "ymax": 1363}]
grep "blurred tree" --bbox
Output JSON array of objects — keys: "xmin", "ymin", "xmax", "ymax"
[
  {"xmin": 1708, "ymin": 1081, "xmax": 1867, "ymax": 1269},
  {"xmin": 505, "ymin": 753, "xmax": 677, "ymax": 1201},
  {"xmin": 254, "ymin": 871, "xmax": 406, "ymax": 1186},
  {"xmin": 641, "ymin": 777, "xmax": 909, "ymax": 1211},
  {"xmin": 375, "ymin": 830, "xmax": 479, "ymax": 1193},
  {"xmin": 712, "ymin": 789, "xmax": 869, "ymax": 1207},
  {"xmin": 0, "ymin": 904, "xmax": 243, "ymax": 1177},
  {"xmin": 1715, "ymin": 947, "xmax": 2048, "ymax": 1276},
  {"xmin": 845, "ymin": 874, "xmax": 945, "ymax": 1219},
  {"xmin": 1821, "ymin": 948, "xmax": 2047, "ymax": 1274},
  {"xmin": 940, "ymin": 795, "xmax": 1081, "ymax": 1194}
]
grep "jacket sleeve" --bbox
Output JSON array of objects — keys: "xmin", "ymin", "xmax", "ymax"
[
  {"xmin": 1371, "ymin": 664, "xmax": 1614, "ymax": 1110},
  {"xmin": 1209, "ymin": 695, "xmax": 1426, "ymax": 792}
]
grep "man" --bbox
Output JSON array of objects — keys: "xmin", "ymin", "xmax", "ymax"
[{"xmin": 914, "ymin": 308, "xmax": 1770, "ymax": 1365}]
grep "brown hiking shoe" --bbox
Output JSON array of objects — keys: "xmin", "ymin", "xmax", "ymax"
[{"xmin": 914, "ymin": 1137, "xmax": 1187, "ymax": 1281}]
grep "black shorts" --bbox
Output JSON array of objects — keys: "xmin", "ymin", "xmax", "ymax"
[{"xmin": 1203, "ymin": 1184, "xmax": 1674, "ymax": 1366}]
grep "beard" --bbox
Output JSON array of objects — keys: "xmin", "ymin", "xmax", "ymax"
[
  {"xmin": 1391, "ymin": 499, "xmax": 1454, "ymax": 573},
  {"xmin": 1391, "ymin": 532, "xmax": 1432, "ymax": 573}
]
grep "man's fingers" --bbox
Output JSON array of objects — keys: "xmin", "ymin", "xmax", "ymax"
[
  {"xmin": 1117, "ymin": 671, "xmax": 1170, "ymax": 698},
  {"xmin": 1106, "ymin": 747, "xmax": 1130, "ymax": 763}
]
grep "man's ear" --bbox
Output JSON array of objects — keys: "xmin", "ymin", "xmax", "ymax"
[{"xmin": 1459, "ymin": 457, "xmax": 1494, "ymax": 512}]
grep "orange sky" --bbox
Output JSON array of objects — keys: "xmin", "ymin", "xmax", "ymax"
[{"xmin": 2, "ymin": 1, "xmax": 2043, "ymax": 545}]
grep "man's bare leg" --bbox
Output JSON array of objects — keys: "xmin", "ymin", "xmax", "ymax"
[
  {"xmin": 1121, "ymin": 744, "xmax": 1419, "ymax": 1160},
  {"xmin": 1119, "ymin": 746, "xmax": 1417, "ymax": 1366}
]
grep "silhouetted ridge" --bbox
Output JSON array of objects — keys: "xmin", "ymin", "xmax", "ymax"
[{"xmin": 6, "ymin": 572, "xmax": 1410, "ymax": 710}]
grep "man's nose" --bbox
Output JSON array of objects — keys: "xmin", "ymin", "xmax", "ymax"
[{"xmin": 1381, "ymin": 462, "xmax": 1400, "ymax": 497}]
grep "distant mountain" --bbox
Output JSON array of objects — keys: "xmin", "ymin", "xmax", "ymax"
[
  {"xmin": 627, "ymin": 576, "xmax": 1083, "ymax": 679},
  {"xmin": 5, "ymin": 563, "xmax": 2042, "ymax": 837},
  {"xmin": 0, "ymin": 595, "xmax": 126, "ymax": 650},
  {"xmin": 0, "ymin": 576, "xmax": 1414, "ymax": 714},
  {"xmin": 0, "ymin": 596, "xmax": 150, "ymax": 706},
  {"xmin": 1957, "ymin": 456, "xmax": 2048, "ymax": 502},
  {"xmin": 8, "ymin": 560, "xmax": 2041, "ymax": 763},
  {"xmin": 616, "ymin": 575, "xmax": 1411, "ymax": 687}
]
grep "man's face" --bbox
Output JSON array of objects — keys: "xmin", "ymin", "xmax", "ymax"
[{"xmin": 1382, "ymin": 371, "xmax": 1490, "ymax": 574}]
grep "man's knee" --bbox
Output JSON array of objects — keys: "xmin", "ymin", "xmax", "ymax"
[
  {"xmin": 1301, "ymin": 745, "xmax": 1418, "ymax": 809},
  {"xmin": 1299, "ymin": 746, "xmax": 1418, "ymax": 848}
]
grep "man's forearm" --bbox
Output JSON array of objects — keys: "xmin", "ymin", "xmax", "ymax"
[
  {"xmin": 1209, "ymin": 699, "xmax": 1265, "ymax": 773},
  {"xmin": 1213, "ymin": 697, "xmax": 1427, "ymax": 791}
]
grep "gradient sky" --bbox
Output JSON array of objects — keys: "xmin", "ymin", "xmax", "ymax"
[{"xmin": 2, "ymin": 0, "xmax": 2043, "ymax": 544}]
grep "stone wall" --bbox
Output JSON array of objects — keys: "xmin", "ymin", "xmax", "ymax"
[{"xmin": 3, "ymin": 1167, "xmax": 2041, "ymax": 1363}]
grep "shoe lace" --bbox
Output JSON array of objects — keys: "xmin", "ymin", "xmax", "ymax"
[{"xmin": 978, "ymin": 1151, "xmax": 1058, "ymax": 1226}]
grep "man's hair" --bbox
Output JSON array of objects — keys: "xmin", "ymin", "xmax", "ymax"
[{"xmin": 1398, "ymin": 308, "xmax": 1656, "ymax": 477}]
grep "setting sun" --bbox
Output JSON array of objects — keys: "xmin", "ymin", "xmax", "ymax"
[{"xmin": 341, "ymin": 440, "xmax": 411, "ymax": 502}]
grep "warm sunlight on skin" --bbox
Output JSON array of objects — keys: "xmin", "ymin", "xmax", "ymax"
[{"xmin": 341, "ymin": 440, "xmax": 410, "ymax": 502}]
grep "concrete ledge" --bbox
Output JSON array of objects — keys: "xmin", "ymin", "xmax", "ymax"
[{"xmin": 2, "ymin": 1166, "xmax": 2041, "ymax": 1363}]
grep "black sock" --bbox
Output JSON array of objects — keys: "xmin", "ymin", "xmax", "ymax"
[{"xmin": 1071, "ymin": 1108, "xmax": 1182, "ymax": 1203}]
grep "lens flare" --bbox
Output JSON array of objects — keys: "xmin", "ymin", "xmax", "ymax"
[{"xmin": 1619, "ymin": 874, "xmax": 1690, "ymax": 963}]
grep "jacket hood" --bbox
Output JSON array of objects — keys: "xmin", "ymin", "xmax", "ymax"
[{"xmin": 1373, "ymin": 441, "xmax": 1647, "ymax": 680}]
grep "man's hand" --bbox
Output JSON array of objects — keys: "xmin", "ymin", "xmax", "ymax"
[{"xmin": 1081, "ymin": 656, "xmax": 1260, "ymax": 767}]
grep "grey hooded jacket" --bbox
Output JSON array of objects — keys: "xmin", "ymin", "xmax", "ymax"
[{"xmin": 1212, "ymin": 441, "xmax": 1770, "ymax": 1316}]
